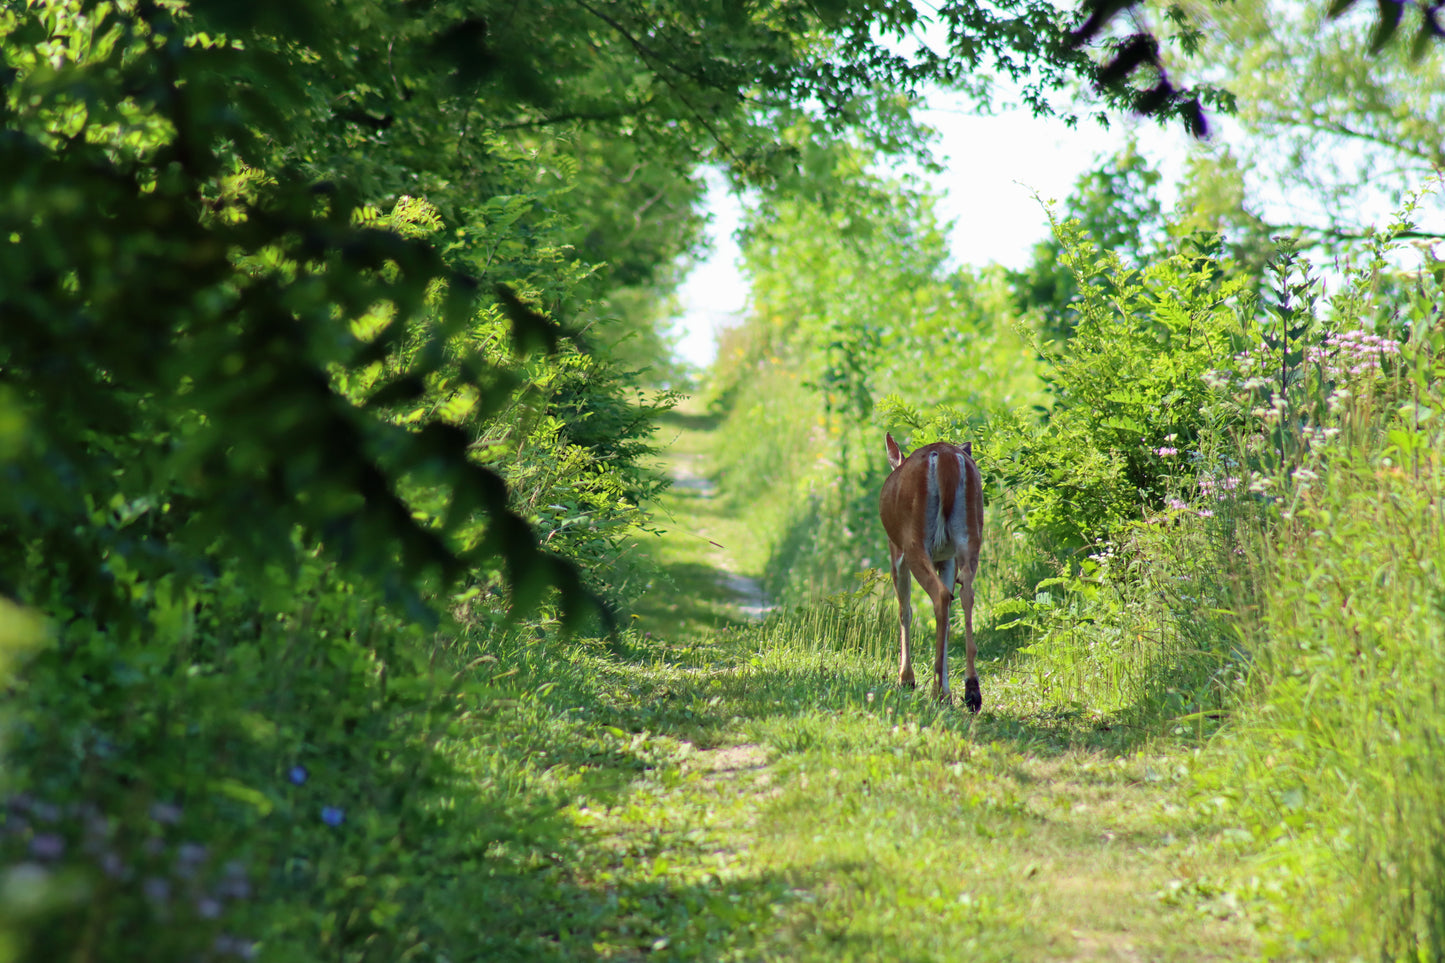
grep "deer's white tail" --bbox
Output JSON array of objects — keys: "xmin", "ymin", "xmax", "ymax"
[{"xmin": 925, "ymin": 452, "xmax": 947, "ymax": 568}]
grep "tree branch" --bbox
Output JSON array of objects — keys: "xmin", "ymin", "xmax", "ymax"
[
  {"xmin": 1283, "ymin": 110, "xmax": 1444, "ymax": 166},
  {"xmin": 570, "ymin": 0, "xmax": 745, "ymax": 167},
  {"xmin": 1268, "ymin": 221, "xmax": 1445, "ymax": 245},
  {"xmin": 495, "ymin": 107, "xmax": 636, "ymax": 130}
]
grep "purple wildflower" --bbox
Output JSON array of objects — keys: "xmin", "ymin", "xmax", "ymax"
[
  {"xmin": 1313, "ymin": 329, "xmax": 1402, "ymax": 381},
  {"xmin": 143, "ymin": 877, "xmax": 172, "ymax": 904},
  {"xmin": 1199, "ymin": 475, "xmax": 1239, "ymax": 500},
  {"xmin": 214, "ymin": 935, "xmax": 258, "ymax": 960},
  {"xmin": 101, "ymin": 851, "xmax": 126, "ymax": 879},
  {"xmin": 176, "ymin": 842, "xmax": 207, "ymax": 878},
  {"xmin": 215, "ymin": 859, "xmax": 252, "ymax": 900},
  {"xmin": 216, "ymin": 872, "xmax": 252, "ymax": 901},
  {"xmin": 287, "ymin": 765, "xmax": 309, "ymax": 786},
  {"xmin": 149, "ymin": 802, "xmax": 182, "ymax": 826},
  {"xmin": 82, "ymin": 810, "xmax": 112, "ymax": 846},
  {"xmin": 320, "ymin": 806, "xmax": 345, "ymax": 827},
  {"xmin": 29, "ymin": 833, "xmax": 64, "ymax": 861}
]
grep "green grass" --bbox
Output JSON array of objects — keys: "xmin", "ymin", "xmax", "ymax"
[
  {"xmin": 628, "ymin": 402, "xmax": 771, "ymax": 643},
  {"xmin": 445, "ymin": 403, "xmax": 1266, "ymax": 962},
  {"xmin": 1190, "ymin": 441, "xmax": 1445, "ymax": 959},
  {"xmin": 449, "ymin": 613, "xmax": 1260, "ymax": 961},
  {"xmin": 447, "ymin": 364, "xmax": 1445, "ymax": 961}
]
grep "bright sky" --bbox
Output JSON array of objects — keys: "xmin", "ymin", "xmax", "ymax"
[{"xmin": 671, "ymin": 93, "xmax": 1192, "ymax": 368}]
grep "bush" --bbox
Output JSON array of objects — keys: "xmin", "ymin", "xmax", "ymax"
[{"xmin": 983, "ymin": 225, "xmax": 1250, "ymax": 557}]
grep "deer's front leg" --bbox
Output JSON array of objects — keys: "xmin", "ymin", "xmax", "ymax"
[{"xmin": 891, "ymin": 544, "xmax": 915, "ymax": 688}]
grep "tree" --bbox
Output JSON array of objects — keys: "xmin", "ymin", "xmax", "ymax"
[
  {"xmin": 1166, "ymin": 0, "xmax": 1445, "ymax": 246},
  {"xmin": 1010, "ymin": 142, "xmax": 1168, "ymax": 339}
]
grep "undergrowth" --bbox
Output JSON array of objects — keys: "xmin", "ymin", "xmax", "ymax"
[{"xmin": 707, "ymin": 173, "xmax": 1445, "ymax": 958}]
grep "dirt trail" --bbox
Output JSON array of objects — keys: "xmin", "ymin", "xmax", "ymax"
[
  {"xmin": 631, "ymin": 407, "xmax": 774, "ymax": 636},
  {"xmin": 668, "ymin": 451, "xmax": 772, "ymax": 620},
  {"xmin": 615, "ymin": 403, "xmax": 1260, "ymax": 962}
]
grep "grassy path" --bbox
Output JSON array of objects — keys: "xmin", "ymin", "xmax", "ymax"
[
  {"xmin": 629, "ymin": 404, "xmax": 773, "ymax": 637},
  {"xmin": 475, "ymin": 404, "xmax": 1260, "ymax": 961}
]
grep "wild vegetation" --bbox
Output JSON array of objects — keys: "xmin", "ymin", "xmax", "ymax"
[
  {"xmin": 707, "ymin": 156, "xmax": 1445, "ymax": 957},
  {"xmin": 2, "ymin": 0, "xmax": 1443, "ymax": 960}
]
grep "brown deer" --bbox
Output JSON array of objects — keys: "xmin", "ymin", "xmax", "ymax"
[{"xmin": 879, "ymin": 433, "xmax": 984, "ymax": 711}]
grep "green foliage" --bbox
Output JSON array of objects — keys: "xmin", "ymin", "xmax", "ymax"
[
  {"xmin": 706, "ymin": 125, "xmax": 1445, "ymax": 956},
  {"xmin": 1004, "ymin": 201, "xmax": 1445, "ymax": 957},
  {"xmin": 986, "ymin": 225, "xmax": 1248, "ymax": 555},
  {"xmin": 707, "ymin": 167, "xmax": 1043, "ymax": 607},
  {"xmin": 16, "ymin": 0, "xmax": 1445, "ymax": 957},
  {"xmin": 5, "ymin": 0, "xmax": 1198, "ymax": 957},
  {"xmin": 0, "ymin": 1, "xmax": 594, "ymax": 630},
  {"xmin": 0, "ymin": 0, "xmax": 900, "ymax": 956},
  {"xmin": 1009, "ymin": 143, "xmax": 1168, "ymax": 338},
  {"xmin": 1174, "ymin": 0, "xmax": 1445, "ymax": 247},
  {"xmin": 1170, "ymin": 316, "xmax": 1443, "ymax": 959},
  {"xmin": 2, "ymin": 563, "xmax": 459, "ymax": 962}
]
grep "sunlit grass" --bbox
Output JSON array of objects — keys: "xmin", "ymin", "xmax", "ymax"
[
  {"xmin": 451, "ymin": 577, "xmax": 1259, "ymax": 961},
  {"xmin": 630, "ymin": 401, "xmax": 771, "ymax": 643},
  {"xmin": 1193, "ymin": 441, "xmax": 1445, "ymax": 959},
  {"xmin": 460, "ymin": 294, "xmax": 1444, "ymax": 959}
]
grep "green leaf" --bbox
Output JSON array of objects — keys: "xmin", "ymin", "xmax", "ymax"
[
  {"xmin": 211, "ymin": 778, "xmax": 275, "ymax": 816},
  {"xmin": 495, "ymin": 284, "xmax": 562, "ymax": 357},
  {"xmin": 1102, "ymin": 415, "xmax": 1145, "ymax": 434}
]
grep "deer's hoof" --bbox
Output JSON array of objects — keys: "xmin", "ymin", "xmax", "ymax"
[
  {"xmin": 898, "ymin": 671, "xmax": 916, "ymax": 689},
  {"xmin": 963, "ymin": 677, "xmax": 982, "ymax": 714}
]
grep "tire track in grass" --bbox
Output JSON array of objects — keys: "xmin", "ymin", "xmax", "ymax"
[
  {"xmin": 670, "ymin": 451, "xmax": 772, "ymax": 622},
  {"xmin": 568, "ymin": 402, "xmax": 1260, "ymax": 962},
  {"xmin": 631, "ymin": 407, "xmax": 772, "ymax": 640}
]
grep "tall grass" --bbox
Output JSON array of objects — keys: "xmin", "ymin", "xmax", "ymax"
[
  {"xmin": 744, "ymin": 575, "xmax": 896, "ymax": 666},
  {"xmin": 1196, "ymin": 399, "xmax": 1445, "ymax": 956},
  {"xmin": 1025, "ymin": 244, "xmax": 1445, "ymax": 956}
]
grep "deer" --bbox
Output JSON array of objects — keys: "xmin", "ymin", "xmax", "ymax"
[{"xmin": 879, "ymin": 432, "xmax": 984, "ymax": 711}]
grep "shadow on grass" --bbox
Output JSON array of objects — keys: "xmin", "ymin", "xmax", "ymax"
[
  {"xmin": 632, "ymin": 445, "xmax": 767, "ymax": 639},
  {"xmin": 597, "ymin": 622, "xmax": 1215, "ymax": 760},
  {"xmin": 462, "ymin": 845, "xmax": 899, "ymax": 962},
  {"xmin": 426, "ymin": 636, "xmax": 838, "ymax": 960},
  {"xmin": 435, "ymin": 750, "xmax": 811, "ymax": 962},
  {"xmin": 654, "ymin": 406, "xmax": 723, "ymax": 434},
  {"xmin": 439, "ymin": 619, "xmax": 1229, "ymax": 958},
  {"xmin": 628, "ymin": 560, "xmax": 758, "ymax": 640},
  {"xmin": 540, "ymin": 636, "xmax": 1158, "ymax": 758}
]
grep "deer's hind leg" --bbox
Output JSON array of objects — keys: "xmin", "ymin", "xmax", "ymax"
[
  {"xmin": 889, "ymin": 541, "xmax": 915, "ymax": 688},
  {"xmin": 931, "ymin": 557, "xmax": 956, "ymax": 702},
  {"xmin": 958, "ymin": 554, "xmax": 981, "ymax": 713}
]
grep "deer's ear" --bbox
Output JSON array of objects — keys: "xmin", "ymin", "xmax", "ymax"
[
  {"xmin": 886, "ymin": 432, "xmax": 904, "ymax": 469},
  {"xmin": 961, "ymin": 441, "xmax": 973, "ymax": 457}
]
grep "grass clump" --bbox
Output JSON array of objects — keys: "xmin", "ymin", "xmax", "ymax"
[{"xmin": 1194, "ymin": 378, "xmax": 1445, "ymax": 956}]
